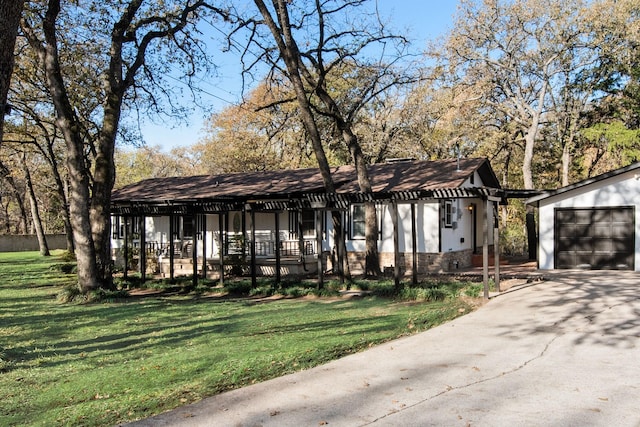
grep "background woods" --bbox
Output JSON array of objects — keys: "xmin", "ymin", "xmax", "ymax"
[{"xmin": 1, "ymin": 0, "xmax": 638, "ymax": 290}]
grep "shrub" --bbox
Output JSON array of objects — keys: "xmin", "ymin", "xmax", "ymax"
[
  {"xmin": 59, "ymin": 251, "xmax": 76, "ymax": 262},
  {"xmin": 464, "ymin": 283, "xmax": 484, "ymax": 298},
  {"xmin": 51, "ymin": 263, "xmax": 76, "ymax": 274},
  {"xmin": 501, "ymin": 222, "xmax": 527, "ymax": 256},
  {"xmin": 282, "ymin": 286, "xmax": 304, "ymax": 298},
  {"xmin": 249, "ymin": 285, "xmax": 275, "ymax": 297},
  {"xmin": 368, "ymin": 282, "xmax": 396, "ymax": 298},
  {"xmin": 87, "ymin": 288, "xmax": 129, "ymax": 303},
  {"xmin": 225, "ymin": 280, "xmax": 253, "ymax": 295},
  {"xmin": 0, "ymin": 349, "xmax": 14, "ymax": 373},
  {"xmin": 425, "ymin": 286, "xmax": 448, "ymax": 301},
  {"xmin": 57, "ymin": 285, "xmax": 83, "ymax": 303}
]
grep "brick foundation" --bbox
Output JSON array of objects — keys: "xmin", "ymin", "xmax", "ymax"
[{"xmin": 337, "ymin": 250, "xmax": 474, "ymax": 276}]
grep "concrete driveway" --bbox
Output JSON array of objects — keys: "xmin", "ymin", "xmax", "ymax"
[{"xmin": 125, "ymin": 270, "xmax": 640, "ymax": 427}]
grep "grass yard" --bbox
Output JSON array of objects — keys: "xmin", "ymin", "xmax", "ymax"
[{"xmin": 0, "ymin": 251, "xmax": 479, "ymax": 426}]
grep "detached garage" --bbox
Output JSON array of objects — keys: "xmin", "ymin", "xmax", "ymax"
[{"xmin": 527, "ymin": 162, "xmax": 640, "ymax": 271}]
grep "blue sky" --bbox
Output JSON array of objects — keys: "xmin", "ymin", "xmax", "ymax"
[{"xmin": 139, "ymin": 1, "xmax": 460, "ymax": 152}]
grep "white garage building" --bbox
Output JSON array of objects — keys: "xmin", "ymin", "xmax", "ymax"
[{"xmin": 527, "ymin": 162, "xmax": 640, "ymax": 271}]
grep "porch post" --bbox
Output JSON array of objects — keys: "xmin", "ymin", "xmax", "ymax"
[
  {"xmin": 274, "ymin": 211, "xmax": 281, "ymax": 284},
  {"xmin": 250, "ymin": 207, "xmax": 257, "ymax": 288},
  {"xmin": 202, "ymin": 214, "xmax": 207, "ymax": 279},
  {"xmin": 331, "ymin": 211, "xmax": 345, "ymax": 285},
  {"xmin": 123, "ymin": 215, "xmax": 129, "ymax": 280},
  {"xmin": 192, "ymin": 214, "xmax": 198, "ymax": 289},
  {"xmin": 391, "ymin": 200, "xmax": 401, "ymax": 290},
  {"xmin": 483, "ymin": 197, "xmax": 490, "ymax": 299},
  {"xmin": 297, "ymin": 208, "xmax": 305, "ymax": 259},
  {"xmin": 218, "ymin": 212, "xmax": 225, "ymax": 287},
  {"xmin": 316, "ymin": 209, "xmax": 324, "ymax": 289},
  {"xmin": 493, "ymin": 201, "xmax": 501, "ymax": 292},
  {"xmin": 140, "ymin": 216, "xmax": 147, "ymax": 282},
  {"xmin": 411, "ymin": 203, "xmax": 418, "ymax": 285},
  {"xmin": 169, "ymin": 213, "xmax": 175, "ymax": 281}
]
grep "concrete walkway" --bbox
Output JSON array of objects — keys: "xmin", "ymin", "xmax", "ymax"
[{"xmin": 125, "ymin": 270, "xmax": 640, "ymax": 427}]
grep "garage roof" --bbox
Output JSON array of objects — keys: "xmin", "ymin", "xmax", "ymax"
[{"xmin": 526, "ymin": 162, "xmax": 640, "ymax": 207}]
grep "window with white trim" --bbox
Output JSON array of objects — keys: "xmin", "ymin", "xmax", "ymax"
[
  {"xmin": 112, "ymin": 216, "xmax": 125, "ymax": 239},
  {"xmin": 444, "ymin": 200, "xmax": 453, "ymax": 228},
  {"xmin": 301, "ymin": 209, "xmax": 316, "ymax": 237},
  {"xmin": 351, "ymin": 204, "xmax": 366, "ymax": 239}
]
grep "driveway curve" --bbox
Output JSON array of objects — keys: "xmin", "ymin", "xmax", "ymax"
[{"xmin": 125, "ymin": 271, "xmax": 640, "ymax": 427}]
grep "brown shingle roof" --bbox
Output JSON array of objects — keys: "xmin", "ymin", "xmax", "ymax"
[{"xmin": 112, "ymin": 158, "xmax": 498, "ymax": 204}]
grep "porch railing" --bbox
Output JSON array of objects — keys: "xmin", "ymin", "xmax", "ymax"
[{"xmin": 134, "ymin": 235, "xmax": 317, "ymax": 259}]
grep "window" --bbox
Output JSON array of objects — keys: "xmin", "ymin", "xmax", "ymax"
[
  {"xmin": 172, "ymin": 215, "xmax": 194, "ymax": 239},
  {"xmin": 131, "ymin": 216, "xmax": 142, "ymax": 238},
  {"xmin": 444, "ymin": 200, "xmax": 453, "ymax": 228},
  {"xmin": 350, "ymin": 204, "xmax": 384, "ymax": 240},
  {"xmin": 288, "ymin": 210, "xmax": 317, "ymax": 238},
  {"xmin": 351, "ymin": 204, "xmax": 366, "ymax": 239},
  {"xmin": 301, "ymin": 210, "xmax": 316, "ymax": 237},
  {"xmin": 182, "ymin": 215, "xmax": 194, "ymax": 238},
  {"xmin": 112, "ymin": 216, "xmax": 125, "ymax": 239}
]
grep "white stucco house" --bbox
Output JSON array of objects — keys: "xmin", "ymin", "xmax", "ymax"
[
  {"xmin": 527, "ymin": 162, "xmax": 640, "ymax": 271},
  {"xmin": 110, "ymin": 158, "xmax": 502, "ymax": 284}
]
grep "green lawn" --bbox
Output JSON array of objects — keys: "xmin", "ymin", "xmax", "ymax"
[{"xmin": 0, "ymin": 251, "xmax": 476, "ymax": 426}]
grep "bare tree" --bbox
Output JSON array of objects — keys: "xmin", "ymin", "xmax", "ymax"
[
  {"xmin": 244, "ymin": 0, "xmax": 417, "ymax": 277},
  {"xmin": 22, "ymin": 0, "xmax": 230, "ymax": 292},
  {"xmin": 436, "ymin": 0, "xmax": 607, "ymax": 259}
]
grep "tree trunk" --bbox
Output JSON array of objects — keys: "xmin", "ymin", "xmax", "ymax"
[
  {"xmin": 22, "ymin": 152, "xmax": 50, "ymax": 256},
  {"xmin": 342, "ymin": 127, "xmax": 380, "ymax": 277},
  {"xmin": 561, "ymin": 142, "xmax": 571, "ymax": 187},
  {"xmin": 91, "ymin": 94, "xmax": 120, "ymax": 289},
  {"xmin": 331, "ymin": 210, "xmax": 351, "ymax": 281},
  {"xmin": 254, "ymin": 0, "xmax": 352, "ymax": 282},
  {"xmin": 0, "ymin": 0, "xmax": 25, "ymax": 144},
  {"xmin": 29, "ymin": 0, "xmax": 99, "ymax": 291},
  {"xmin": 47, "ymin": 141, "xmax": 74, "ymax": 252},
  {"xmin": 0, "ymin": 160, "xmax": 28, "ymax": 233},
  {"xmin": 522, "ymin": 84, "xmax": 546, "ymax": 261}
]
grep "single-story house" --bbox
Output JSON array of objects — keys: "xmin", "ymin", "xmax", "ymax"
[
  {"xmin": 527, "ymin": 162, "xmax": 640, "ymax": 271},
  {"xmin": 110, "ymin": 157, "xmax": 504, "ymax": 285}
]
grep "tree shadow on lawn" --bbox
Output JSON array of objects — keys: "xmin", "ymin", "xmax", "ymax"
[{"xmin": 1, "ymin": 293, "xmax": 395, "ymax": 372}]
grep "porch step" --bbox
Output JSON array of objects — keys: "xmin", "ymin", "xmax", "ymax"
[{"xmin": 471, "ymin": 254, "xmax": 509, "ymax": 267}]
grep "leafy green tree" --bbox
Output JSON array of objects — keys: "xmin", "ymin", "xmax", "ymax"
[
  {"xmin": 579, "ymin": 0, "xmax": 640, "ymax": 174},
  {"xmin": 114, "ymin": 145, "xmax": 194, "ymax": 188}
]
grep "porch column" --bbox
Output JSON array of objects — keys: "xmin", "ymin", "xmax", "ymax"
[
  {"xmin": 123, "ymin": 215, "xmax": 129, "ymax": 280},
  {"xmin": 493, "ymin": 201, "xmax": 501, "ymax": 292},
  {"xmin": 140, "ymin": 216, "xmax": 147, "ymax": 282},
  {"xmin": 391, "ymin": 200, "xmax": 401, "ymax": 290},
  {"xmin": 316, "ymin": 209, "xmax": 324, "ymax": 288},
  {"xmin": 411, "ymin": 203, "xmax": 418, "ymax": 285},
  {"xmin": 201, "ymin": 214, "xmax": 207, "ymax": 279},
  {"xmin": 483, "ymin": 197, "xmax": 490, "ymax": 299},
  {"xmin": 218, "ymin": 212, "xmax": 225, "ymax": 287},
  {"xmin": 297, "ymin": 208, "xmax": 305, "ymax": 261},
  {"xmin": 169, "ymin": 213, "xmax": 175, "ymax": 281},
  {"xmin": 192, "ymin": 214, "xmax": 198, "ymax": 289},
  {"xmin": 274, "ymin": 212, "xmax": 281, "ymax": 284},
  {"xmin": 249, "ymin": 207, "xmax": 257, "ymax": 288}
]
